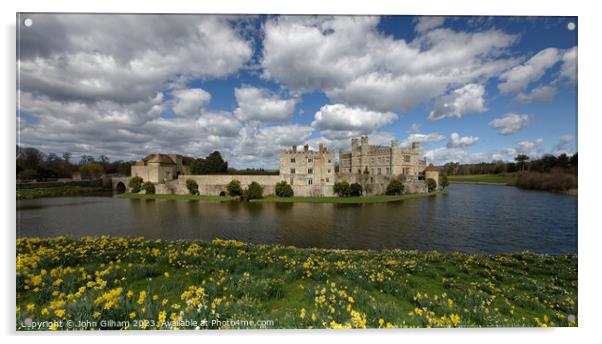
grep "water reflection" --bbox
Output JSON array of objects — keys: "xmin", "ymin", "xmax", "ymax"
[{"xmin": 16, "ymin": 184, "xmax": 577, "ymax": 254}]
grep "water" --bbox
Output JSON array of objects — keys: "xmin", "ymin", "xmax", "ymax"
[{"xmin": 16, "ymin": 184, "xmax": 577, "ymax": 254}]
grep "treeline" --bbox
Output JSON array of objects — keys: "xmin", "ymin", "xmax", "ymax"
[
  {"xmin": 441, "ymin": 153, "xmax": 578, "ymax": 176},
  {"xmin": 16, "ymin": 146, "xmax": 134, "ymax": 181},
  {"xmin": 190, "ymin": 151, "xmax": 278, "ymax": 175}
]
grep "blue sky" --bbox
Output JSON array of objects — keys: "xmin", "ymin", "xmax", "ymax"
[{"xmin": 17, "ymin": 14, "xmax": 577, "ymax": 168}]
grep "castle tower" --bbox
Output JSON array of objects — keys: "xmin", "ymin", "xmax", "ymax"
[{"xmin": 360, "ymin": 136, "xmax": 369, "ymax": 173}]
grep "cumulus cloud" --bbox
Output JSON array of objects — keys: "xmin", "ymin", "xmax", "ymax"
[
  {"xmin": 414, "ymin": 16, "xmax": 446, "ymax": 33},
  {"xmin": 489, "ymin": 113, "xmax": 530, "ymax": 135},
  {"xmin": 311, "ymin": 104, "xmax": 397, "ymax": 140},
  {"xmin": 234, "ymin": 86, "xmax": 297, "ymax": 122},
  {"xmin": 423, "ymin": 147, "xmax": 486, "ymax": 165},
  {"xmin": 514, "ymin": 85, "xmax": 556, "ymax": 103},
  {"xmin": 559, "ymin": 47, "xmax": 577, "ymax": 83},
  {"xmin": 553, "ymin": 134, "xmax": 575, "ymax": 154},
  {"xmin": 400, "ymin": 131, "xmax": 446, "ymax": 148},
  {"xmin": 497, "ymin": 48, "xmax": 562, "ymax": 94},
  {"xmin": 428, "ymin": 84, "xmax": 487, "ymax": 120},
  {"xmin": 516, "ymin": 138, "xmax": 544, "ymax": 157},
  {"xmin": 447, "ymin": 132, "xmax": 479, "ymax": 148},
  {"xmin": 171, "ymin": 88, "xmax": 211, "ymax": 116},
  {"xmin": 19, "ymin": 14, "xmax": 253, "ymax": 105},
  {"xmin": 261, "ymin": 16, "xmax": 518, "ymax": 112}
]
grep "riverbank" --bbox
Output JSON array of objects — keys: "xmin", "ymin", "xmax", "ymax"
[
  {"xmin": 16, "ymin": 185, "xmax": 107, "ymax": 200},
  {"xmin": 114, "ymin": 191, "xmax": 446, "ymax": 203},
  {"xmin": 447, "ymin": 174, "xmax": 516, "ymax": 185},
  {"xmin": 16, "ymin": 237, "xmax": 577, "ymax": 330}
]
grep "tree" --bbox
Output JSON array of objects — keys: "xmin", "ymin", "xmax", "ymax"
[
  {"xmin": 440, "ymin": 174, "xmax": 449, "ymax": 189},
  {"xmin": 515, "ymin": 154, "xmax": 530, "ymax": 171},
  {"xmin": 363, "ymin": 166, "xmax": 370, "ymax": 175},
  {"xmin": 129, "ymin": 176, "xmax": 143, "ymax": 193},
  {"xmin": 426, "ymin": 178, "xmax": 437, "ymax": 192},
  {"xmin": 186, "ymin": 179, "xmax": 199, "ymax": 195},
  {"xmin": 385, "ymin": 180, "xmax": 404, "ymax": 195},
  {"xmin": 191, "ymin": 151, "xmax": 229, "ymax": 174},
  {"xmin": 142, "ymin": 181, "xmax": 155, "ymax": 194},
  {"xmin": 62, "ymin": 152, "xmax": 72, "ymax": 164},
  {"xmin": 79, "ymin": 163, "xmax": 105, "ymax": 180},
  {"xmin": 79, "ymin": 155, "xmax": 96, "ymax": 165},
  {"xmin": 333, "ymin": 181, "xmax": 351, "ymax": 197},
  {"xmin": 350, "ymin": 183, "xmax": 363, "ymax": 196},
  {"xmin": 275, "ymin": 180, "xmax": 294, "ymax": 197},
  {"xmin": 244, "ymin": 181, "xmax": 263, "ymax": 200},
  {"xmin": 570, "ymin": 153, "xmax": 578, "ymax": 167},
  {"xmin": 226, "ymin": 179, "xmax": 243, "ymax": 196}
]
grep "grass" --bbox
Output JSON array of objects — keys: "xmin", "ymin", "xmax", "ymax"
[
  {"xmin": 16, "ymin": 237, "xmax": 577, "ymax": 330},
  {"xmin": 447, "ymin": 174, "xmax": 517, "ymax": 185},
  {"xmin": 115, "ymin": 193, "xmax": 238, "ymax": 201},
  {"xmin": 17, "ymin": 185, "xmax": 107, "ymax": 200},
  {"xmin": 253, "ymin": 191, "xmax": 446, "ymax": 204}
]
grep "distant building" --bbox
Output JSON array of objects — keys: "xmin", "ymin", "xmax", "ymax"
[
  {"xmin": 338, "ymin": 136, "xmax": 426, "ymax": 178},
  {"xmin": 131, "ymin": 154, "xmax": 193, "ymax": 183}
]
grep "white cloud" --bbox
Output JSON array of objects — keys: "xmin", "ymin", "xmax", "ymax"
[
  {"xmin": 553, "ymin": 134, "xmax": 575, "ymax": 154},
  {"xmin": 516, "ymin": 138, "xmax": 544, "ymax": 157},
  {"xmin": 423, "ymin": 147, "xmax": 486, "ymax": 165},
  {"xmin": 171, "ymin": 88, "xmax": 211, "ymax": 116},
  {"xmin": 447, "ymin": 132, "xmax": 479, "ymax": 148},
  {"xmin": 414, "ymin": 17, "xmax": 446, "ymax": 33},
  {"xmin": 559, "ymin": 47, "xmax": 577, "ymax": 83},
  {"xmin": 514, "ymin": 85, "xmax": 556, "ymax": 103},
  {"xmin": 400, "ymin": 132, "xmax": 446, "ymax": 148},
  {"xmin": 497, "ymin": 47, "xmax": 562, "ymax": 94},
  {"xmin": 428, "ymin": 84, "xmax": 487, "ymax": 120},
  {"xmin": 261, "ymin": 16, "xmax": 518, "ymax": 112},
  {"xmin": 196, "ymin": 111, "xmax": 241, "ymax": 137},
  {"xmin": 234, "ymin": 86, "xmax": 297, "ymax": 122},
  {"xmin": 489, "ymin": 113, "xmax": 530, "ymax": 135},
  {"xmin": 311, "ymin": 104, "xmax": 397, "ymax": 137}
]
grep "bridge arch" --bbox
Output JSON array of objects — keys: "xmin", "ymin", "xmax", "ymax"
[{"xmin": 115, "ymin": 181, "xmax": 126, "ymax": 194}]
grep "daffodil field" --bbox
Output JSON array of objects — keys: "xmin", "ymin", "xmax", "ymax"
[{"xmin": 16, "ymin": 237, "xmax": 577, "ymax": 330}]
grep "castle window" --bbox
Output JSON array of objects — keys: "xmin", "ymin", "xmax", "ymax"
[
  {"xmin": 326, "ymin": 178, "xmax": 329, "ymax": 182},
  {"xmin": 377, "ymin": 168, "xmax": 381, "ymax": 175},
  {"xmin": 386, "ymin": 167, "xmax": 390, "ymax": 174},
  {"xmin": 308, "ymin": 168, "xmax": 313, "ymax": 174},
  {"xmin": 327, "ymin": 169, "xmax": 331, "ymax": 173},
  {"xmin": 290, "ymin": 158, "xmax": 295, "ymax": 163},
  {"xmin": 308, "ymin": 179, "xmax": 313, "ymax": 185},
  {"xmin": 290, "ymin": 177, "xmax": 294, "ymax": 185},
  {"xmin": 291, "ymin": 168, "xmax": 296, "ymax": 174},
  {"xmin": 328, "ymin": 159, "xmax": 331, "ymax": 163},
  {"xmin": 308, "ymin": 158, "xmax": 313, "ymax": 163},
  {"xmin": 404, "ymin": 155, "xmax": 411, "ymax": 162}
]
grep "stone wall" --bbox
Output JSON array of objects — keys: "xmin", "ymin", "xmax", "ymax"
[{"xmin": 336, "ymin": 173, "xmax": 427, "ymax": 195}]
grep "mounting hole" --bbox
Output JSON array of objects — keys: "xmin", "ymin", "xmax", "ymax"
[
  {"xmin": 567, "ymin": 22, "xmax": 575, "ymax": 31},
  {"xmin": 23, "ymin": 18, "xmax": 33, "ymax": 27}
]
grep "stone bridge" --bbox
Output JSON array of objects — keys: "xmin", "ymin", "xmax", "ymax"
[{"xmin": 111, "ymin": 176, "xmax": 131, "ymax": 194}]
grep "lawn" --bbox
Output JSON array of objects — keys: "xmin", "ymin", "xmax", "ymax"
[
  {"xmin": 447, "ymin": 174, "xmax": 517, "ymax": 185},
  {"xmin": 253, "ymin": 191, "xmax": 446, "ymax": 204},
  {"xmin": 115, "ymin": 193, "xmax": 238, "ymax": 201},
  {"xmin": 17, "ymin": 185, "xmax": 107, "ymax": 200},
  {"xmin": 16, "ymin": 237, "xmax": 577, "ymax": 330}
]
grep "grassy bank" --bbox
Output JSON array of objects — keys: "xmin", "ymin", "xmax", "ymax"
[
  {"xmin": 115, "ymin": 193, "xmax": 237, "ymax": 202},
  {"xmin": 253, "ymin": 191, "xmax": 445, "ymax": 204},
  {"xmin": 17, "ymin": 185, "xmax": 107, "ymax": 200},
  {"xmin": 16, "ymin": 237, "xmax": 577, "ymax": 330},
  {"xmin": 447, "ymin": 174, "xmax": 516, "ymax": 185}
]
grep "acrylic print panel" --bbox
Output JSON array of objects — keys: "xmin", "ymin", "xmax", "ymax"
[{"xmin": 16, "ymin": 13, "xmax": 577, "ymax": 330}]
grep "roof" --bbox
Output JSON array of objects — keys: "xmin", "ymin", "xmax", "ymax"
[
  {"xmin": 424, "ymin": 164, "xmax": 439, "ymax": 172},
  {"xmin": 143, "ymin": 154, "xmax": 176, "ymax": 165}
]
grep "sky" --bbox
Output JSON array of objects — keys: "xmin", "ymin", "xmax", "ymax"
[{"xmin": 17, "ymin": 14, "xmax": 577, "ymax": 168}]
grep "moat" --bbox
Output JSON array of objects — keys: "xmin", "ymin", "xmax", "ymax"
[{"xmin": 16, "ymin": 184, "xmax": 577, "ymax": 255}]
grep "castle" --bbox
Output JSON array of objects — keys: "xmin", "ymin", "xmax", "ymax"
[{"xmin": 115, "ymin": 136, "xmax": 438, "ymax": 196}]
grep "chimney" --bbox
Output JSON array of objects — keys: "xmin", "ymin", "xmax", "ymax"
[
  {"xmin": 292, "ymin": 145, "xmax": 297, "ymax": 153},
  {"xmin": 304, "ymin": 144, "xmax": 309, "ymax": 153},
  {"xmin": 319, "ymin": 143, "xmax": 324, "ymax": 155}
]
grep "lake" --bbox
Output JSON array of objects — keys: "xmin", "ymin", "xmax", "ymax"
[{"xmin": 16, "ymin": 184, "xmax": 577, "ymax": 254}]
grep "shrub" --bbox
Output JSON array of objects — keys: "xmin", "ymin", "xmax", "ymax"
[
  {"xmin": 350, "ymin": 183, "xmax": 363, "ymax": 196},
  {"xmin": 186, "ymin": 179, "xmax": 199, "ymax": 195},
  {"xmin": 226, "ymin": 179, "xmax": 243, "ymax": 196},
  {"xmin": 515, "ymin": 171, "xmax": 577, "ymax": 192},
  {"xmin": 426, "ymin": 178, "xmax": 437, "ymax": 192},
  {"xmin": 385, "ymin": 180, "xmax": 404, "ymax": 195},
  {"xmin": 244, "ymin": 181, "xmax": 263, "ymax": 200},
  {"xmin": 128, "ymin": 176, "xmax": 143, "ymax": 193},
  {"xmin": 333, "ymin": 181, "xmax": 351, "ymax": 197},
  {"xmin": 275, "ymin": 181, "xmax": 294, "ymax": 197},
  {"xmin": 141, "ymin": 181, "xmax": 155, "ymax": 194}
]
